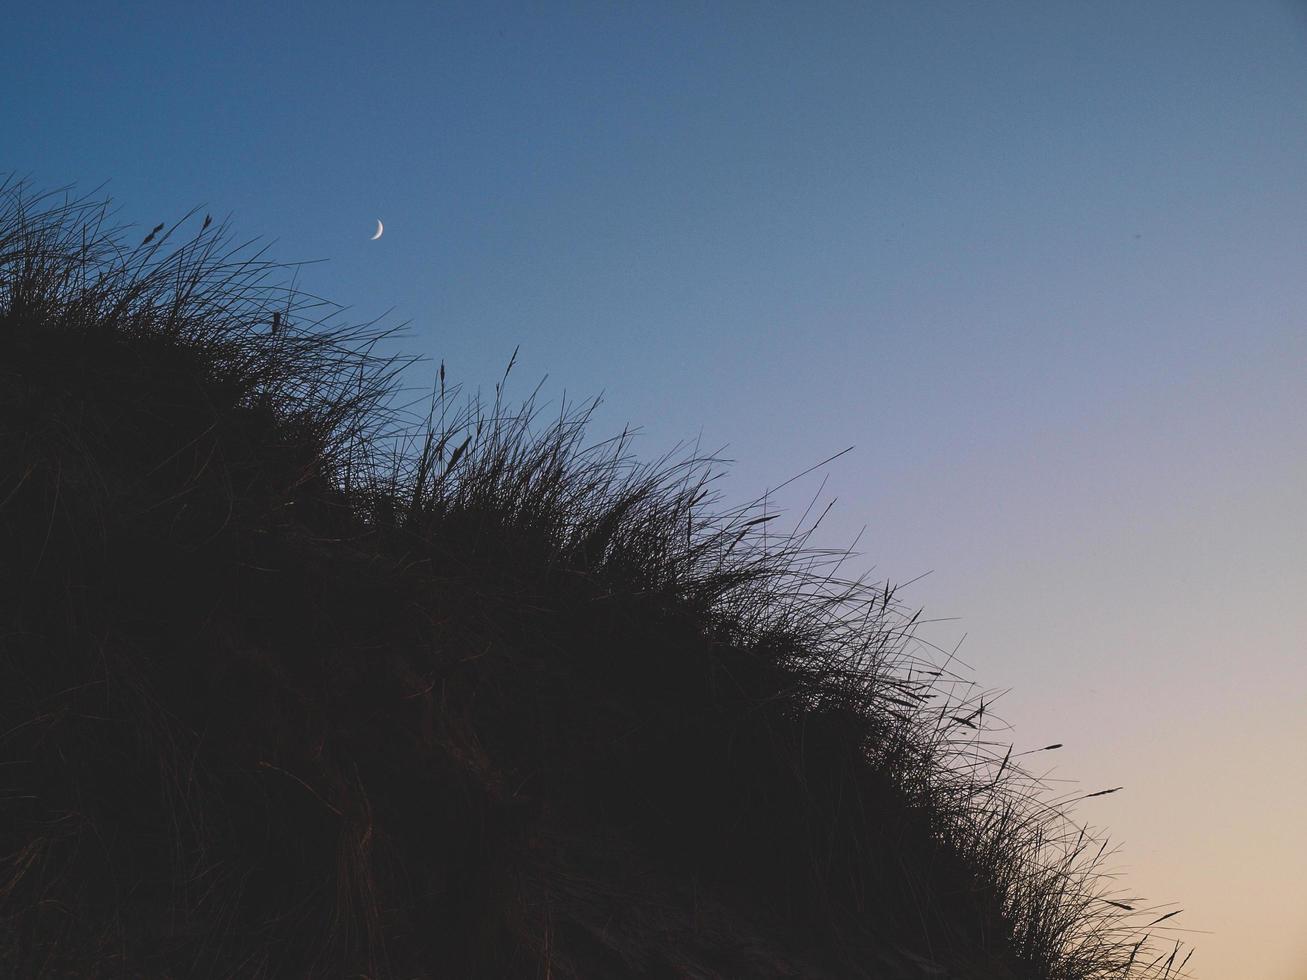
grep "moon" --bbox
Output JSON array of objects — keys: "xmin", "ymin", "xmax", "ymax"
[{"xmin": 370, "ymin": 219, "xmax": 384, "ymax": 241}]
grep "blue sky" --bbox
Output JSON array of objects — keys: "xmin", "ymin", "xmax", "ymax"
[{"xmin": 8, "ymin": 3, "xmax": 1307, "ymax": 976}]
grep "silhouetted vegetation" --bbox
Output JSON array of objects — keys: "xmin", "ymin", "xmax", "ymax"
[{"xmin": 0, "ymin": 177, "xmax": 1191, "ymax": 978}]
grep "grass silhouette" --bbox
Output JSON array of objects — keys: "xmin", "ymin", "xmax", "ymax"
[{"xmin": 0, "ymin": 177, "xmax": 1192, "ymax": 979}]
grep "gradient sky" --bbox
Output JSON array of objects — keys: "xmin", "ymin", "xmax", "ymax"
[{"xmin": 8, "ymin": 3, "xmax": 1307, "ymax": 976}]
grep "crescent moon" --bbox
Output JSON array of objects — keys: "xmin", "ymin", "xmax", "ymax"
[{"xmin": 370, "ymin": 219, "xmax": 384, "ymax": 241}]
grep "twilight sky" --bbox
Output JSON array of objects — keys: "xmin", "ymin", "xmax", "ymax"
[{"xmin": 8, "ymin": 3, "xmax": 1306, "ymax": 976}]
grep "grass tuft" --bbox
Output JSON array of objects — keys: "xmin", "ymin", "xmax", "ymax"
[{"xmin": 0, "ymin": 176, "xmax": 1191, "ymax": 978}]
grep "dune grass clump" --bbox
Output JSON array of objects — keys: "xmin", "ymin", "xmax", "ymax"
[{"xmin": 0, "ymin": 177, "xmax": 1191, "ymax": 978}]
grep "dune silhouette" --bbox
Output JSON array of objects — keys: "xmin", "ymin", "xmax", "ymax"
[{"xmin": 0, "ymin": 177, "xmax": 1190, "ymax": 979}]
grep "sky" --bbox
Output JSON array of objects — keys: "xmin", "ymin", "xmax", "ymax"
[{"xmin": 7, "ymin": 2, "xmax": 1306, "ymax": 976}]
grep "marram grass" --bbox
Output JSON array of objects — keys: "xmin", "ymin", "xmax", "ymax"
[{"xmin": 0, "ymin": 177, "xmax": 1191, "ymax": 979}]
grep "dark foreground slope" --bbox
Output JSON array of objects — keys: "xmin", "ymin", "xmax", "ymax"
[{"xmin": 0, "ymin": 181, "xmax": 1190, "ymax": 979}]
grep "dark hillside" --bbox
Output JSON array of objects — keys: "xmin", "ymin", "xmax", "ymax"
[{"xmin": 0, "ymin": 179, "xmax": 1190, "ymax": 979}]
